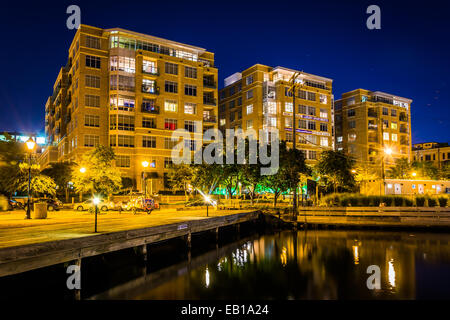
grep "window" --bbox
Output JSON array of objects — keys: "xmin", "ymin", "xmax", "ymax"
[
  {"xmin": 164, "ymin": 157, "xmax": 173, "ymax": 168},
  {"xmin": 286, "ymin": 132, "xmax": 293, "ymax": 142},
  {"xmin": 164, "ymin": 100, "xmax": 177, "ymax": 112},
  {"xmin": 117, "ymin": 115, "xmax": 135, "ymax": 131},
  {"xmin": 285, "ymin": 87, "xmax": 293, "ymax": 97},
  {"xmin": 110, "ymin": 96, "xmax": 135, "ymax": 110},
  {"xmin": 383, "ymin": 107, "xmax": 389, "ymax": 116},
  {"xmin": 165, "ymin": 62, "xmax": 178, "ymax": 75},
  {"xmin": 85, "ymin": 75, "xmax": 100, "ymax": 88},
  {"xmin": 84, "ymin": 135, "xmax": 99, "ymax": 147},
  {"xmin": 184, "ymin": 66, "xmax": 197, "ymax": 78},
  {"xmin": 116, "ymin": 155, "xmax": 130, "ymax": 168},
  {"xmin": 246, "ymin": 104, "xmax": 253, "ymax": 114},
  {"xmin": 299, "ymin": 120, "xmax": 307, "ymax": 129},
  {"xmin": 298, "ymin": 105, "xmax": 307, "ymax": 114},
  {"xmin": 142, "ymin": 99, "xmax": 157, "ymax": 112},
  {"xmin": 110, "ymin": 56, "xmax": 135, "ymax": 73},
  {"xmin": 229, "ymin": 86, "xmax": 235, "ymax": 96},
  {"xmin": 320, "ymin": 137, "xmax": 329, "ymax": 147},
  {"xmin": 307, "ymin": 106, "xmax": 316, "ymax": 116},
  {"xmin": 142, "ymin": 117, "xmax": 156, "ymax": 128},
  {"xmin": 85, "ymin": 95, "xmax": 100, "ymax": 107},
  {"xmin": 184, "ymin": 84, "xmax": 197, "ymax": 96},
  {"xmin": 320, "ymin": 94, "xmax": 327, "ymax": 104},
  {"xmin": 85, "ymin": 55, "xmax": 101, "ymax": 68},
  {"xmin": 265, "ymin": 102, "xmax": 276, "ymax": 114},
  {"xmin": 348, "ymin": 133, "xmax": 356, "ymax": 142},
  {"xmin": 391, "ymin": 121, "xmax": 397, "ymax": 130},
  {"xmin": 391, "ymin": 109, "xmax": 397, "ymax": 117},
  {"xmin": 285, "ymin": 118, "xmax": 292, "ymax": 128},
  {"xmin": 164, "ymin": 137, "xmax": 177, "ymax": 149},
  {"xmin": 111, "ymin": 75, "xmax": 135, "ymax": 91},
  {"xmin": 165, "ymin": 81, "xmax": 178, "ymax": 93},
  {"xmin": 143, "ymin": 60, "xmax": 157, "ymax": 74},
  {"xmin": 165, "ymin": 118, "xmax": 177, "ymax": 130},
  {"xmin": 184, "ymin": 103, "xmax": 196, "ymax": 114},
  {"xmin": 229, "ymin": 100, "xmax": 235, "ymax": 109},
  {"xmin": 185, "ymin": 120, "xmax": 196, "ymax": 133},
  {"xmin": 320, "ymin": 108, "xmax": 328, "ymax": 118},
  {"xmin": 299, "ymin": 90, "xmax": 307, "ymax": 100},
  {"xmin": 185, "ymin": 139, "xmax": 196, "ymax": 151},
  {"xmin": 347, "ymin": 109, "xmax": 356, "ymax": 117},
  {"xmin": 383, "ymin": 119, "xmax": 389, "ymax": 129},
  {"xmin": 383, "ymin": 132, "xmax": 390, "ymax": 141},
  {"xmin": 118, "ymin": 135, "xmax": 134, "ymax": 147},
  {"xmin": 85, "ymin": 36, "xmax": 100, "ymax": 49},
  {"xmin": 237, "ymin": 97, "xmax": 242, "ymax": 106},
  {"xmin": 84, "ymin": 115, "xmax": 99, "ymax": 127},
  {"xmin": 285, "ymin": 102, "xmax": 293, "ymax": 112},
  {"xmin": 246, "ymin": 74, "xmax": 254, "ymax": 85},
  {"xmin": 142, "ymin": 79, "xmax": 157, "ymax": 93},
  {"xmin": 308, "ymin": 121, "xmax": 316, "ymax": 130},
  {"xmin": 392, "ymin": 133, "xmax": 398, "ymax": 142},
  {"xmin": 142, "ymin": 136, "xmax": 156, "ymax": 148},
  {"xmin": 320, "ymin": 123, "xmax": 328, "ymax": 132},
  {"xmin": 247, "ymin": 120, "xmax": 253, "ymax": 129},
  {"xmin": 308, "ymin": 150, "xmax": 317, "ymax": 160},
  {"xmin": 307, "ymin": 92, "xmax": 316, "ymax": 101},
  {"xmin": 267, "ymin": 117, "xmax": 277, "ymax": 127},
  {"xmin": 348, "ymin": 120, "xmax": 356, "ymax": 129},
  {"xmin": 219, "ymin": 118, "xmax": 226, "ymax": 126},
  {"xmin": 347, "ymin": 97, "xmax": 355, "ymax": 106},
  {"xmin": 246, "ymin": 89, "xmax": 253, "ymax": 99}
]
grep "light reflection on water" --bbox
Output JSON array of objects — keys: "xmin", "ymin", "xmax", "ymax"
[{"xmin": 92, "ymin": 230, "xmax": 450, "ymax": 300}]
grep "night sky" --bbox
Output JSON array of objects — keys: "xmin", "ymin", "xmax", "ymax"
[{"xmin": 0, "ymin": 0, "xmax": 448, "ymax": 143}]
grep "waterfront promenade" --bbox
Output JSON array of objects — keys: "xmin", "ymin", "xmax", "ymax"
[{"xmin": 0, "ymin": 209, "xmax": 259, "ymax": 277}]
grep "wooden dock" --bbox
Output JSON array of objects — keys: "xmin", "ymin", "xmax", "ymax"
[{"xmin": 0, "ymin": 210, "xmax": 260, "ymax": 278}]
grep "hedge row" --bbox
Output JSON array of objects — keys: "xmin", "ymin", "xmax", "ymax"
[{"xmin": 321, "ymin": 193, "xmax": 448, "ymax": 208}]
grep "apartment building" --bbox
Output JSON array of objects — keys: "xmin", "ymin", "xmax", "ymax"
[
  {"xmin": 334, "ymin": 89, "xmax": 412, "ymax": 172},
  {"xmin": 218, "ymin": 64, "xmax": 334, "ymax": 164},
  {"xmin": 41, "ymin": 24, "xmax": 218, "ymax": 193},
  {"xmin": 413, "ymin": 142, "xmax": 450, "ymax": 169}
]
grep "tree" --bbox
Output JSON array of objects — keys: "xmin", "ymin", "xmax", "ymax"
[
  {"xmin": 315, "ymin": 150, "xmax": 355, "ymax": 193},
  {"xmin": 18, "ymin": 165, "xmax": 56, "ymax": 197},
  {"xmin": 0, "ymin": 134, "xmax": 26, "ymax": 197},
  {"xmin": 387, "ymin": 157, "xmax": 412, "ymax": 179},
  {"xmin": 353, "ymin": 163, "xmax": 379, "ymax": 193},
  {"xmin": 167, "ymin": 163, "xmax": 195, "ymax": 201},
  {"xmin": 411, "ymin": 161, "xmax": 439, "ymax": 180},
  {"xmin": 41, "ymin": 162, "xmax": 75, "ymax": 201},
  {"xmin": 71, "ymin": 145, "xmax": 122, "ymax": 197}
]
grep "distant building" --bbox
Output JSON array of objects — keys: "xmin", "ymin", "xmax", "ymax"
[
  {"xmin": 334, "ymin": 89, "xmax": 412, "ymax": 174},
  {"xmin": 412, "ymin": 142, "xmax": 450, "ymax": 169},
  {"xmin": 219, "ymin": 64, "xmax": 334, "ymax": 164},
  {"xmin": 0, "ymin": 131, "xmax": 46, "ymax": 154}
]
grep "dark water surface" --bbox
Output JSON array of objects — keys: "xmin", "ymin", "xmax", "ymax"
[
  {"xmin": 90, "ymin": 228, "xmax": 450, "ymax": 300},
  {"xmin": 1, "ymin": 225, "xmax": 450, "ymax": 300}
]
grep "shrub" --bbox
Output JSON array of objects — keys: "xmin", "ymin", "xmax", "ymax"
[
  {"xmin": 427, "ymin": 198, "xmax": 437, "ymax": 207},
  {"xmin": 404, "ymin": 198, "xmax": 414, "ymax": 207},
  {"xmin": 361, "ymin": 196, "xmax": 371, "ymax": 206},
  {"xmin": 393, "ymin": 196, "xmax": 403, "ymax": 207},
  {"xmin": 416, "ymin": 196, "xmax": 426, "ymax": 207},
  {"xmin": 382, "ymin": 196, "xmax": 393, "ymax": 206},
  {"xmin": 349, "ymin": 196, "xmax": 359, "ymax": 207},
  {"xmin": 438, "ymin": 197, "xmax": 448, "ymax": 208},
  {"xmin": 339, "ymin": 197, "xmax": 349, "ymax": 207},
  {"xmin": 371, "ymin": 196, "xmax": 381, "ymax": 206}
]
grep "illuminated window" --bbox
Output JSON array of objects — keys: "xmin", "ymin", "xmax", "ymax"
[
  {"xmin": 392, "ymin": 133, "xmax": 398, "ymax": 141},
  {"xmin": 110, "ymin": 56, "xmax": 135, "ymax": 73},
  {"xmin": 184, "ymin": 103, "xmax": 196, "ymax": 114},
  {"xmin": 320, "ymin": 137, "xmax": 329, "ymax": 147},
  {"xmin": 285, "ymin": 102, "xmax": 293, "ymax": 112},
  {"xmin": 319, "ymin": 94, "xmax": 327, "ymax": 104},
  {"xmin": 247, "ymin": 120, "xmax": 253, "ymax": 129},
  {"xmin": 320, "ymin": 109, "xmax": 328, "ymax": 118},
  {"xmin": 164, "ymin": 100, "xmax": 178, "ymax": 112},
  {"xmin": 383, "ymin": 132, "xmax": 390, "ymax": 141}
]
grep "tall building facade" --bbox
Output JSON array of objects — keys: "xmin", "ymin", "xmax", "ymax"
[
  {"xmin": 41, "ymin": 24, "xmax": 218, "ymax": 193},
  {"xmin": 334, "ymin": 89, "xmax": 412, "ymax": 171},
  {"xmin": 218, "ymin": 64, "xmax": 334, "ymax": 164},
  {"xmin": 413, "ymin": 142, "xmax": 450, "ymax": 169}
]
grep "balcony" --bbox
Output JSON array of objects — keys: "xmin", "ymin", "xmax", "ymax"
[
  {"xmin": 399, "ymin": 115, "xmax": 408, "ymax": 122},
  {"xmin": 203, "ymin": 97, "xmax": 217, "ymax": 106},
  {"xmin": 368, "ymin": 124, "xmax": 378, "ymax": 130},
  {"xmin": 141, "ymin": 105, "xmax": 160, "ymax": 114},
  {"xmin": 203, "ymin": 115, "xmax": 217, "ymax": 123},
  {"xmin": 368, "ymin": 111, "xmax": 378, "ymax": 117},
  {"xmin": 142, "ymin": 66, "xmax": 159, "ymax": 76},
  {"xmin": 203, "ymin": 79, "xmax": 216, "ymax": 89},
  {"xmin": 400, "ymin": 127, "xmax": 408, "ymax": 133},
  {"xmin": 142, "ymin": 86, "xmax": 160, "ymax": 95}
]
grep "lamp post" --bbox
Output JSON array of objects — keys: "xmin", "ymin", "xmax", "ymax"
[
  {"xmin": 142, "ymin": 161, "xmax": 149, "ymax": 198},
  {"xmin": 93, "ymin": 196, "xmax": 100, "ymax": 233},
  {"xmin": 25, "ymin": 137, "xmax": 36, "ymax": 219}
]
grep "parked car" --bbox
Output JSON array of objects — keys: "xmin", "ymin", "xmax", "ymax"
[
  {"xmin": 7, "ymin": 198, "xmax": 24, "ymax": 210},
  {"xmin": 75, "ymin": 199, "xmax": 109, "ymax": 212},
  {"xmin": 32, "ymin": 198, "xmax": 63, "ymax": 211},
  {"xmin": 123, "ymin": 197, "xmax": 158, "ymax": 214}
]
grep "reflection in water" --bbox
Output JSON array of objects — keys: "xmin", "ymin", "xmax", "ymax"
[{"xmin": 91, "ymin": 230, "xmax": 450, "ymax": 300}]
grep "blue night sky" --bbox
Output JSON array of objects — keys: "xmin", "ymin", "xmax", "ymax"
[{"xmin": 0, "ymin": 0, "xmax": 448, "ymax": 143}]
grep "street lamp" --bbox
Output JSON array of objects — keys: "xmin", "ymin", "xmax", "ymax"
[
  {"xmin": 351, "ymin": 169, "xmax": 357, "ymax": 174},
  {"xmin": 79, "ymin": 167, "xmax": 86, "ymax": 173},
  {"xmin": 25, "ymin": 137, "xmax": 36, "ymax": 219},
  {"xmin": 412, "ymin": 172, "xmax": 417, "ymax": 177},
  {"xmin": 142, "ymin": 161, "xmax": 149, "ymax": 198},
  {"xmin": 93, "ymin": 196, "xmax": 100, "ymax": 233}
]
